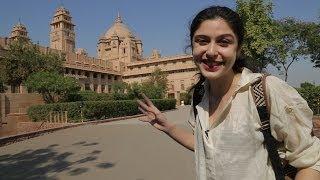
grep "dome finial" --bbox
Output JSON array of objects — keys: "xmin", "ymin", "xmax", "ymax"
[{"xmin": 115, "ymin": 12, "xmax": 122, "ymax": 23}]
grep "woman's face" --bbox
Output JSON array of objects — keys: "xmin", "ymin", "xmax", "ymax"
[{"xmin": 192, "ymin": 18, "xmax": 239, "ymax": 80}]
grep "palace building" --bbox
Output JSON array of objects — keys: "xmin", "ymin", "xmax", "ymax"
[{"xmin": 0, "ymin": 6, "xmax": 198, "ymax": 102}]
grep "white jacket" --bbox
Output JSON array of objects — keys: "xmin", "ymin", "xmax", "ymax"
[{"xmin": 189, "ymin": 68, "xmax": 320, "ymax": 180}]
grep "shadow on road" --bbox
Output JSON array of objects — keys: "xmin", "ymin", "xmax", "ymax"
[{"xmin": 0, "ymin": 141, "xmax": 115, "ymax": 179}]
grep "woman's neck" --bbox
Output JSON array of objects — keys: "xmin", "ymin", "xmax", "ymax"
[{"xmin": 208, "ymin": 71, "xmax": 240, "ymax": 99}]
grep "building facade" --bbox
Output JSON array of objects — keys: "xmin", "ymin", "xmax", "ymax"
[{"xmin": 0, "ymin": 6, "xmax": 198, "ymax": 102}]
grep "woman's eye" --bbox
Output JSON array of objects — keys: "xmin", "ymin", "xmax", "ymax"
[
  {"xmin": 195, "ymin": 39, "xmax": 208, "ymax": 45},
  {"xmin": 218, "ymin": 39, "xmax": 231, "ymax": 47}
]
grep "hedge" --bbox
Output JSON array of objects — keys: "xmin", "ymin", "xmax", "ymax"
[
  {"xmin": 65, "ymin": 91, "xmax": 113, "ymax": 102},
  {"xmin": 27, "ymin": 99, "xmax": 176, "ymax": 123}
]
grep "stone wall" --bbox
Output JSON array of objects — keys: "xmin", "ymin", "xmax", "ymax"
[{"xmin": 0, "ymin": 93, "xmax": 44, "ymax": 137}]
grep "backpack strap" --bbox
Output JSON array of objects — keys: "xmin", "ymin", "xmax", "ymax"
[
  {"xmin": 251, "ymin": 75, "xmax": 286, "ymax": 180},
  {"xmin": 192, "ymin": 84, "xmax": 205, "ymax": 119}
]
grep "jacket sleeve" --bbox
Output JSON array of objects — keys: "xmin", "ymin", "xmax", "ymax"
[{"xmin": 266, "ymin": 76, "xmax": 320, "ymax": 172}]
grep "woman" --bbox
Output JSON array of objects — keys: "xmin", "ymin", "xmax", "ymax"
[{"xmin": 137, "ymin": 6, "xmax": 320, "ymax": 180}]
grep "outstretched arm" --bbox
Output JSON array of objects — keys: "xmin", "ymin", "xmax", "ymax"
[{"xmin": 137, "ymin": 93, "xmax": 194, "ymax": 151}]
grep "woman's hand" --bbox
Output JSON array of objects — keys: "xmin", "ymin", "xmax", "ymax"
[{"xmin": 137, "ymin": 93, "xmax": 176, "ymax": 133}]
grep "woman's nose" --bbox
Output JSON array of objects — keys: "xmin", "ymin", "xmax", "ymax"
[{"xmin": 206, "ymin": 42, "xmax": 218, "ymax": 58}]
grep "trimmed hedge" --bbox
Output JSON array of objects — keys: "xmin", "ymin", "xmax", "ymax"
[
  {"xmin": 65, "ymin": 91, "xmax": 113, "ymax": 102},
  {"xmin": 27, "ymin": 99, "xmax": 176, "ymax": 123}
]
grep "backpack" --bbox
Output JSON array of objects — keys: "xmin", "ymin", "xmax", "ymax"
[{"xmin": 192, "ymin": 75, "xmax": 297, "ymax": 180}]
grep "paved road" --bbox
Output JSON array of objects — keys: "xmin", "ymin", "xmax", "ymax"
[{"xmin": 0, "ymin": 106, "xmax": 196, "ymax": 180}]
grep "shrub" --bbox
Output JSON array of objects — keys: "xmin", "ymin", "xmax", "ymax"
[
  {"xmin": 27, "ymin": 99, "xmax": 176, "ymax": 122},
  {"xmin": 65, "ymin": 91, "xmax": 113, "ymax": 102},
  {"xmin": 180, "ymin": 92, "xmax": 192, "ymax": 105}
]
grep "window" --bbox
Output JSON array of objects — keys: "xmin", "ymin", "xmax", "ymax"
[
  {"xmin": 180, "ymin": 80, "xmax": 185, "ymax": 90},
  {"xmin": 108, "ymin": 85, "xmax": 112, "ymax": 92},
  {"xmin": 94, "ymin": 84, "xmax": 98, "ymax": 92},
  {"xmin": 101, "ymin": 85, "xmax": 105, "ymax": 93},
  {"xmin": 93, "ymin": 73, "xmax": 97, "ymax": 78},
  {"xmin": 170, "ymin": 81, "xmax": 174, "ymax": 91},
  {"xmin": 85, "ymin": 84, "xmax": 91, "ymax": 90}
]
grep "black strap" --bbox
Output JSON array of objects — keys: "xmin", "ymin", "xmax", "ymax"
[
  {"xmin": 256, "ymin": 106, "xmax": 285, "ymax": 180},
  {"xmin": 252, "ymin": 76, "xmax": 296, "ymax": 180},
  {"xmin": 192, "ymin": 84, "xmax": 205, "ymax": 118}
]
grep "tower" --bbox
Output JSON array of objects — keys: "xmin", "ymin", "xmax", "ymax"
[
  {"xmin": 50, "ymin": 6, "xmax": 75, "ymax": 52},
  {"xmin": 9, "ymin": 21, "xmax": 30, "ymax": 42}
]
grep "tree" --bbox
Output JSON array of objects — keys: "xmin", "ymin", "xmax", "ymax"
[
  {"xmin": 0, "ymin": 39, "xmax": 64, "ymax": 88},
  {"xmin": 126, "ymin": 82, "xmax": 143, "ymax": 100},
  {"xmin": 112, "ymin": 81, "xmax": 129, "ymax": 100},
  {"xmin": 236, "ymin": 0, "xmax": 281, "ymax": 72},
  {"xmin": 141, "ymin": 68, "xmax": 168, "ymax": 99},
  {"xmin": 147, "ymin": 68, "xmax": 168, "ymax": 91},
  {"xmin": 25, "ymin": 72, "xmax": 80, "ymax": 103},
  {"xmin": 301, "ymin": 22, "xmax": 320, "ymax": 68},
  {"xmin": 273, "ymin": 18, "xmax": 307, "ymax": 81},
  {"xmin": 296, "ymin": 82, "xmax": 320, "ymax": 115}
]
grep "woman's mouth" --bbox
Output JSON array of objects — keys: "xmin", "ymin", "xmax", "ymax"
[{"xmin": 201, "ymin": 61, "xmax": 224, "ymax": 72}]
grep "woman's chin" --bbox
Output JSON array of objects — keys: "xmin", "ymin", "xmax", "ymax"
[{"xmin": 200, "ymin": 66, "xmax": 224, "ymax": 79}]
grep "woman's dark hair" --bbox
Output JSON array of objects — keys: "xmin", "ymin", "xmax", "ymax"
[{"xmin": 189, "ymin": 6, "xmax": 246, "ymax": 95}]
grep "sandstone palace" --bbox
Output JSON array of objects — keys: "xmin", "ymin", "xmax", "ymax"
[{"xmin": 0, "ymin": 6, "xmax": 198, "ymax": 103}]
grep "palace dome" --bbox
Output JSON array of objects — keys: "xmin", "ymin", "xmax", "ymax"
[{"xmin": 101, "ymin": 13, "xmax": 135, "ymax": 39}]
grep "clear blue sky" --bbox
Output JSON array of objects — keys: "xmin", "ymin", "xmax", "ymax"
[{"xmin": 0, "ymin": 0, "xmax": 319, "ymax": 87}]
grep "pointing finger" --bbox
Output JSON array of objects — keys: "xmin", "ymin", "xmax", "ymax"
[
  {"xmin": 137, "ymin": 99, "xmax": 152, "ymax": 112},
  {"xmin": 141, "ymin": 93, "xmax": 154, "ymax": 107}
]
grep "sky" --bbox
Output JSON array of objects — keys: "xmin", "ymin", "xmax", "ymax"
[{"xmin": 0, "ymin": 0, "xmax": 319, "ymax": 87}]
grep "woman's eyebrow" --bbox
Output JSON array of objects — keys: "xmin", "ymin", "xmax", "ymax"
[
  {"xmin": 193, "ymin": 35, "xmax": 208, "ymax": 39},
  {"xmin": 218, "ymin": 34, "xmax": 235, "ymax": 39}
]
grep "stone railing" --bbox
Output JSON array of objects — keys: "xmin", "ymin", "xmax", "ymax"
[{"xmin": 48, "ymin": 111, "xmax": 68, "ymax": 123}]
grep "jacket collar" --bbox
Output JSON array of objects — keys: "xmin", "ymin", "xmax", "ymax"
[{"xmin": 194, "ymin": 68, "xmax": 262, "ymax": 129}]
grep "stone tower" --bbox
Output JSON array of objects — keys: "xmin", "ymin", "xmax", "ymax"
[
  {"xmin": 9, "ymin": 21, "xmax": 30, "ymax": 41},
  {"xmin": 50, "ymin": 6, "xmax": 75, "ymax": 52},
  {"xmin": 97, "ymin": 13, "xmax": 143, "ymax": 71}
]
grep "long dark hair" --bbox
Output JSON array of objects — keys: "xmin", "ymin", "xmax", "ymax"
[{"xmin": 189, "ymin": 6, "xmax": 246, "ymax": 95}]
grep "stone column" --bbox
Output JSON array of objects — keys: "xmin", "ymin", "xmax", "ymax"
[
  {"xmin": 89, "ymin": 72, "xmax": 94, "ymax": 91},
  {"xmin": 175, "ymin": 91, "xmax": 181, "ymax": 106},
  {"xmin": 75, "ymin": 70, "xmax": 79, "ymax": 78},
  {"xmin": 110, "ymin": 75, "xmax": 114, "ymax": 93},
  {"xmin": 97, "ymin": 73, "xmax": 102, "ymax": 93}
]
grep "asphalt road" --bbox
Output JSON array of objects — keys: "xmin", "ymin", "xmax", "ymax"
[{"xmin": 0, "ymin": 106, "xmax": 196, "ymax": 180}]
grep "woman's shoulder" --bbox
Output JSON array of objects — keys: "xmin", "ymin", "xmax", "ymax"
[{"xmin": 265, "ymin": 75, "xmax": 307, "ymax": 106}]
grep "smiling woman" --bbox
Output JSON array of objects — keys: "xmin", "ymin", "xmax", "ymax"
[{"xmin": 137, "ymin": 5, "xmax": 320, "ymax": 180}]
